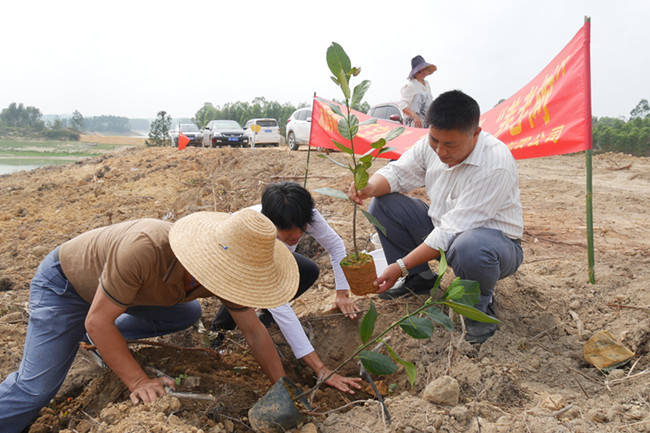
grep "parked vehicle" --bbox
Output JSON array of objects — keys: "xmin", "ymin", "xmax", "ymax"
[
  {"xmin": 243, "ymin": 118, "xmax": 282, "ymax": 147},
  {"xmin": 202, "ymin": 120, "xmax": 249, "ymax": 147},
  {"xmin": 367, "ymin": 102, "xmax": 404, "ymax": 124},
  {"xmin": 285, "ymin": 107, "xmax": 312, "ymax": 151},
  {"xmin": 170, "ymin": 123, "xmax": 202, "ymax": 146}
]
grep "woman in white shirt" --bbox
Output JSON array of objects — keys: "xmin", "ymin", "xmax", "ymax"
[
  {"xmin": 400, "ymin": 55, "xmax": 437, "ymax": 128},
  {"xmin": 211, "ymin": 182, "xmax": 361, "ymax": 394}
]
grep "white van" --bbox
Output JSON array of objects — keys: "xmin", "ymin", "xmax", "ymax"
[{"xmin": 243, "ymin": 118, "xmax": 282, "ymax": 147}]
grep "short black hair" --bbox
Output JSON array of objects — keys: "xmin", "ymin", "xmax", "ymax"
[
  {"xmin": 261, "ymin": 182, "xmax": 315, "ymax": 230},
  {"xmin": 426, "ymin": 90, "xmax": 480, "ymax": 133}
]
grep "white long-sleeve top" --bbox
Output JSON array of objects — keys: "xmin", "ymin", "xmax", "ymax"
[
  {"xmin": 376, "ymin": 131, "xmax": 523, "ymax": 252},
  {"xmin": 246, "ymin": 204, "xmax": 349, "ymax": 359}
]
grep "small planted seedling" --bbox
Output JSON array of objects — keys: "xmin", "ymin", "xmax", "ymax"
[{"xmin": 315, "ymin": 42, "xmax": 404, "ymax": 295}]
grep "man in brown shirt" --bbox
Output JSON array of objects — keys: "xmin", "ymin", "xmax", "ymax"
[{"xmin": 0, "ymin": 210, "xmax": 300, "ymax": 433}]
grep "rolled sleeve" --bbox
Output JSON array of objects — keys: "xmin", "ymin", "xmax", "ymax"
[{"xmin": 375, "ymin": 136, "xmax": 429, "ymax": 193}]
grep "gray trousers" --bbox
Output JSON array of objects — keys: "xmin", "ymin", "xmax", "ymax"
[{"xmin": 369, "ymin": 193, "xmax": 523, "ymax": 312}]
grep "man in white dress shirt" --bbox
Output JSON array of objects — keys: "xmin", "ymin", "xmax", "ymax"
[
  {"xmin": 348, "ymin": 90, "xmax": 524, "ymax": 343},
  {"xmin": 211, "ymin": 182, "xmax": 362, "ymax": 393}
]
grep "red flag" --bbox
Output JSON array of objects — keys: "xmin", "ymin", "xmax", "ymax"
[
  {"xmin": 309, "ymin": 97, "xmax": 425, "ymax": 159},
  {"xmin": 480, "ymin": 22, "xmax": 592, "ymax": 159},
  {"xmin": 178, "ymin": 132, "xmax": 190, "ymax": 150},
  {"xmin": 310, "ymin": 23, "xmax": 591, "ymax": 161}
]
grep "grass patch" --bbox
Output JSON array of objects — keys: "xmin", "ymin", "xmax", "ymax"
[{"xmin": 0, "ymin": 138, "xmax": 131, "ymax": 158}]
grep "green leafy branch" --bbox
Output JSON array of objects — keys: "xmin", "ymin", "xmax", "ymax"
[
  {"xmin": 310, "ymin": 250, "xmax": 501, "ymax": 389},
  {"xmin": 314, "ymin": 42, "xmax": 404, "ymax": 259}
]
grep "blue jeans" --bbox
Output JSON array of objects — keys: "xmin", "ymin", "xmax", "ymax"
[
  {"xmin": 369, "ymin": 193, "xmax": 523, "ymax": 311},
  {"xmin": 0, "ymin": 247, "xmax": 202, "ymax": 433}
]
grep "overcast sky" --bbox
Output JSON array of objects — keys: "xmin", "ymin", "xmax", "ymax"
[{"xmin": 1, "ymin": 0, "xmax": 648, "ymax": 120}]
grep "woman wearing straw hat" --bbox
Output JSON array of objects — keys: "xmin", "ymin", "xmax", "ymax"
[
  {"xmin": 0, "ymin": 210, "xmax": 325, "ymax": 433},
  {"xmin": 400, "ymin": 55, "xmax": 437, "ymax": 128}
]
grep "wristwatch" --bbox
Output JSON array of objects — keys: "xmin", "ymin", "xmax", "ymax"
[{"xmin": 395, "ymin": 258, "xmax": 409, "ymax": 278}]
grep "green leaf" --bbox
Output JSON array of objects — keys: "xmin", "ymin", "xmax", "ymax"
[
  {"xmin": 360, "ymin": 118, "xmax": 377, "ymax": 126},
  {"xmin": 371, "ymin": 138, "xmax": 386, "ymax": 149},
  {"xmin": 444, "ymin": 279, "xmax": 465, "ymax": 301},
  {"xmin": 354, "ymin": 166, "xmax": 369, "ymax": 190},
  {"xmin": 360, "ymin": 208, "xmax": 387, "ymax": 236},
  {"xmin": 314, "ymin": 187, "xmax": 349, "ymax": 201},
  {"xmin": 351, "ymin": 80, "xmax": 371, "ymax": 109},
  {"xmin": 338, "ymin": 116, "xmax": 359, "ymax": 141},
  {"xmin": 425, "ymin": 306, "xmax": 454, "ymax": 330},
  {"xmin": 385, "ymin": 344, "xmax": 417, "ymax": 386},
  {"xmin": 332, "ymin": 139, "xmax": 353, "ymax": 154},
  {"xmin": 385, "ymin": 127, "xmax": 405, "ymax": 142},
  {"xmin": 316, "ymin": 153, "xmax": 349, "ymax": 169},
  {"xmin": 359, "ymin": 153, "xmax": 373, "ymax": 165},
  {"xmin": 441, "ymin": 300, "xmax": 502, "ymax": 323},
  {"xmin": 399, "ymin": 316, "xmax": 434, "ymax": 339},
  {"xmin": 360, "ymin": 300, "xmax": 378, "ymax": 344},
  {"xmin": 376, "ymin": 147, "xmax": 395, "ymax": 155},
  {"xmin": 326, "ymin": 43, "xmax": 351, "ymax": 99},
  {"xmin": 325, "ymin": 102, "xmax": 345, "ymax": 117},
  {"xmin": 434, "ymin": 250, "xmax": 448, "ymax": 289},
  {"xmin": 326, "ymin": 42, "xmax": 351, "ymax": 77},
  {"xmin": 455, "ymin": 280, "xmax": 481, "ymax": 306},
  {"xmin": 359, "ymin": 351, "xmax": 398, "ymax": 375}
]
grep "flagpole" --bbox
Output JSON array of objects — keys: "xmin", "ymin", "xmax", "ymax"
[
  {"xmin": 584, "ymin": 16, "xmax": 595, "ymax": 284},
  {"xmin": 304, "ymin": 91, "xmax": 317, "ymax": 188}
]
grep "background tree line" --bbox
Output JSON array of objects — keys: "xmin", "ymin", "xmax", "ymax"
[
  {"xmin": 0, "ymin": 103, "xmax": 80, "ymax": 140},
  {"xmin": 192, "ymin": 97, "xmax": 307, "ymax": 135},
  {"xmin": 192, "ymin": 97, "xmax": 369, "ymax": 135},
  {"xmin": 592, "ymin": 99, "xmax": 650, "ymax": 156}
]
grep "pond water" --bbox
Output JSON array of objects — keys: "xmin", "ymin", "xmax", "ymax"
[{"xmin": 0, "ymin": 159, "xmax": 74, "ymax": 176}]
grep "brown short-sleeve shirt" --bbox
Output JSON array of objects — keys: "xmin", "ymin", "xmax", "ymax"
[{"xmin": 59, "ymin": 219, "xmax": 212, "ymax": 307}]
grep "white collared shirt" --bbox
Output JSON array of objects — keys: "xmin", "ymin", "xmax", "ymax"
[
  {"xmin": 376, "ymin": 131, "xmax": 523, "ymax": 252},
  {"xmin": 246, "ymin": 204, "xmax": 349, "ymax": 359}
]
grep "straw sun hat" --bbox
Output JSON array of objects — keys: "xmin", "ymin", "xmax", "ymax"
[{"xmin": 169, "ymin": 209, "xmax": 299, "ymax": 309}]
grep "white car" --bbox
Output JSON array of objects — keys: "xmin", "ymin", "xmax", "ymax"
[
  {"xmin": 285, "ymin": 107, "xmax": 312, "ymax": 151},
  {"xmin": 243, "ymin": 118, "xmax": 282, "ymax": 147}
]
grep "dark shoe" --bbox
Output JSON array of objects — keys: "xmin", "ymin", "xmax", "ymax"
[
  {"xmin": 211, "ymin": 307, "xmax": 237, "ymax": 332},
  {"xmin": 379, "ymin": 270, "xmax": 437, "ymax": 300},
  {"xmin": 210, "ymin": 331, "xmax": 226, "ymax": 350},
  {"xmin": 258, "ymin": 310, "xmax": 275, "ymax": 328},
  {"xmin": 465, "ymin": 301, "xmax": 498, "ymax": 344}
]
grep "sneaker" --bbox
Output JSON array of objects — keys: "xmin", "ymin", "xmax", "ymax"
[
  {"xmin": 81, "ymin": 333, "xmax": 106, "ymax": 368},
  {"xmin": 379, "ymin": 270, "xmax": 437, "ymax": 300},
  {"xmin": 465, "ymin": 300, "xmax": 498, "ymax": 344}
]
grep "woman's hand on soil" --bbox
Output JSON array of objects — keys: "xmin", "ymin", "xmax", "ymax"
[
  {"xmin": 319, "ymin": 368, "xmax": 362, "ymax": 394},
  {"xmin": 335, "ymin": 290, "xmax": 360, "ymax": 319},
  {"xmin": 130, "ymin": 376, "xmax": 175, "ymax": 405}
]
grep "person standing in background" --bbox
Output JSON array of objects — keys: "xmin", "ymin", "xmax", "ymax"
[{"xmin": 400, "ymin": 55, "xmax": 437, "ymax": 128}]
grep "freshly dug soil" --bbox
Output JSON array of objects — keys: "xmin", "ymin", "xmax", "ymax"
[{"xmin": 0, "ymin": 146, "xmax": 648, "ymax": 432}]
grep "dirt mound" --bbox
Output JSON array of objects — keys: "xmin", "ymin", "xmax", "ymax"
[{"xmin": 0, "ymin": 146, "xmax": 648, "ymax": 432}]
